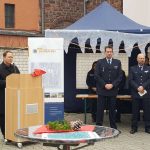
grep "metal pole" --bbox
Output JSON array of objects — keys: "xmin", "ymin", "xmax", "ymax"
[
  {"xmin": 41, "ymin": 0, "xmax": 44, "ymax": 35},
  {"xmin": 83, "ymin": 0, "xmax": 86, "ymax": 15}
]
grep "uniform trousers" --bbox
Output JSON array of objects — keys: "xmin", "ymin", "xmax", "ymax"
[
  {"xmin": 96, "ymin": 95, "xmax": 117, "ymax": 129},
  {"xmin": 131, "ymin": 98, "xmax": 150, "ymax": 130}
]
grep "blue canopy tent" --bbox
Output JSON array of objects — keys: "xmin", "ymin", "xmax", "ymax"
[
  {"xmin": 66, "ymin": 1, "xmax": 150, "ymax": 34},
  {"xmin": 45, "ymin": 2, "xmax": 150, "ymax": 112}
]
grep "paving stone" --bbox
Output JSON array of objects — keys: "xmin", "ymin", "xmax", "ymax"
[{"xmin": 0, "ymin": 113, "xmax": 150, "ymax": 150}]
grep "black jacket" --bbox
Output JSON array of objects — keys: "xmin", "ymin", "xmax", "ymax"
[
  {"xmin": 118, "ymin": 70, "xmax": 126, "ymax": 94},
  {"xmin": 95, "ymin": 58, "xmax": 122, "ymax": 96},
  {"xmin": 0, "ymin": 62, "xmax": 20, "ymax": 114},
  {"xmin": 129, "ymin": 65, "xmax": 150, "ymax": 99},
  {"xmin": 86, "ymin": 69, "xmax": 96, "ymax": 94}
]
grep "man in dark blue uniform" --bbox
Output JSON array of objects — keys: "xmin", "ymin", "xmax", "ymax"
[
  {"xmin": 86, "ymin": 61, "xmax": 97, "ymax": 122},
  {"xmin": 0, "ymin": 51, "xmax": 20, "ymax": 138},
  {"xmin": 129, "ymin": 53, "xmax": 150, "ymax": 134},
  {"xmin": 95, "ymin": 46, "xmax": 122, "ymax": 129}
]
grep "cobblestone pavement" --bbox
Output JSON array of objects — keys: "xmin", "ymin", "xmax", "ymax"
[{"xmin": 0, "ymin": 113, "xmax": 150, "ymax": 150}]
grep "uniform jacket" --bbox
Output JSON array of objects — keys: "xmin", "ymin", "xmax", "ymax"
[
  {"xmin": 95, "ymin": 58, "xmax": 122, "ymax": 96},
  {"xmin": 129, "ymin": 65, "xmax": 150, "ymax": 99},
  {"xmin": 0, "ymin": 62, "xmax": 20, "ymax": 114},
  {"xmin": 86, "ymin": 69, "xmax": 96, "ymax": 94}
]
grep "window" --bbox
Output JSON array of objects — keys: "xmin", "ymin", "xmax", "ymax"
[{"xmin": 5, "ymin": 4, "xmax": 15, "ymax": 28}]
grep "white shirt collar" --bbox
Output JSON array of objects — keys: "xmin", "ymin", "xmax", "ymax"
[{"xmin": 106, "ymin": 58, "xmax": 112, "ymax": 63}]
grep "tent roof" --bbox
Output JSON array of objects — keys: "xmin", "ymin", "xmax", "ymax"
[{"xmin": 66, "ymin": 1, "xmax": 150, "ymax": 33}]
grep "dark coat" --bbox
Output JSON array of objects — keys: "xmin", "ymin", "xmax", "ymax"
[
  {"xmin": 86, "ymin": 69, "xmax": 96, "ymax": 94},
  {"xmin": 129, "ymin": 65, "xmax": 150, "ymax": 99},
  {"xmin": 95, "ymin": 58, "xmax": 122, "ymax": 96},
  {"xmin": 118, "ymin": 70, "xmax": 126, "ymax": 94},
  {"xmin": 0, "ymin": 62, "xmax": 20, "ymax": 114}
]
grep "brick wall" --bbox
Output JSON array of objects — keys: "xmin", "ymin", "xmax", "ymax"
[
  {"xmin": 0, "ymin": 49, "xmax": 28, "ymax": 73},
  {"xmin": 44, "ymin": 0, "xmax": 123, "ymax": 29},
  {"xmin": 44, "ymin": 0, "xmax": 84, "ymax": 29},
  {"xmin": 0, "ymin": 0, "xmax": 123, "ymax": 73}
]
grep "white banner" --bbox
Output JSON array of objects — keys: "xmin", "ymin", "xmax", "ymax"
[{"xmin": 28, "ymin": 37, "xmax": 64, "ymax": 101}]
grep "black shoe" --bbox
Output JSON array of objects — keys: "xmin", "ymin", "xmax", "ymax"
[
  {"xmin": 145, "ymin": 129, "xmax": 150, "ymax": 134},
  {"xmin": 130, "ymin": 129, "xmax": 137, "ymax": 134},
  {"xmin": 96, "ymin": 123, "xmax": 102, "ymax": 126}
]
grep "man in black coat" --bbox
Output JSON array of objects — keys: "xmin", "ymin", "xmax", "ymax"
[
  {"xmin": 0, "ymin": 51, "xmax": 20, "ymax": 138},
  {"xmin": 95, "ymin": 46, "xmax": 122, "ymax": 129},
  {"xmin": 86, "ymin": 61, "xmax": 97, "ymax": 122},
  {"xmin": 129, "ymin": 53, "xmax": 150, "ymax": 134},
  {"xmin": 116, "ymin": 69, "xmax": 126, "ymax": 122}
]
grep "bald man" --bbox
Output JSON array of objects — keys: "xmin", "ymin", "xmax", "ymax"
[{"xmin": 129, "ymin": 53, "xmax": 150, "ymax": 134}]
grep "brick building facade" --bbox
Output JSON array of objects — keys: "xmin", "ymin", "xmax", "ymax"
[
  {"xmin": 44, "ymin": 0, "xmax": 123, "ymax": 29},
  {"xmin": 0, "ymin": 0, "xmax": 41, "ymax": 73},
  {"xmin": 0, "ymin": 0, "xmax": 123, "ymax": 73}
]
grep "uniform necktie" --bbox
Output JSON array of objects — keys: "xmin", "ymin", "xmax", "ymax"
[
  {"xmin": 139, "ymin": 66, "xmax": 143, "ymax": 71},
  {"xmin": 108, "ymin": 59, "xmax": 111, "ymax": 65}
]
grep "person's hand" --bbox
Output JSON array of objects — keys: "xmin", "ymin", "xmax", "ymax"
[
  {"xmin": 137, "ymin": 86, "xmax": 144, "ymax": 93},
  {"xmin": 92, "ymin": 87, "xmax": 96, "ymax": 91},
  {"xmin": 105, "ymin": 84, "xmax": 113, "ymax": 90}
]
